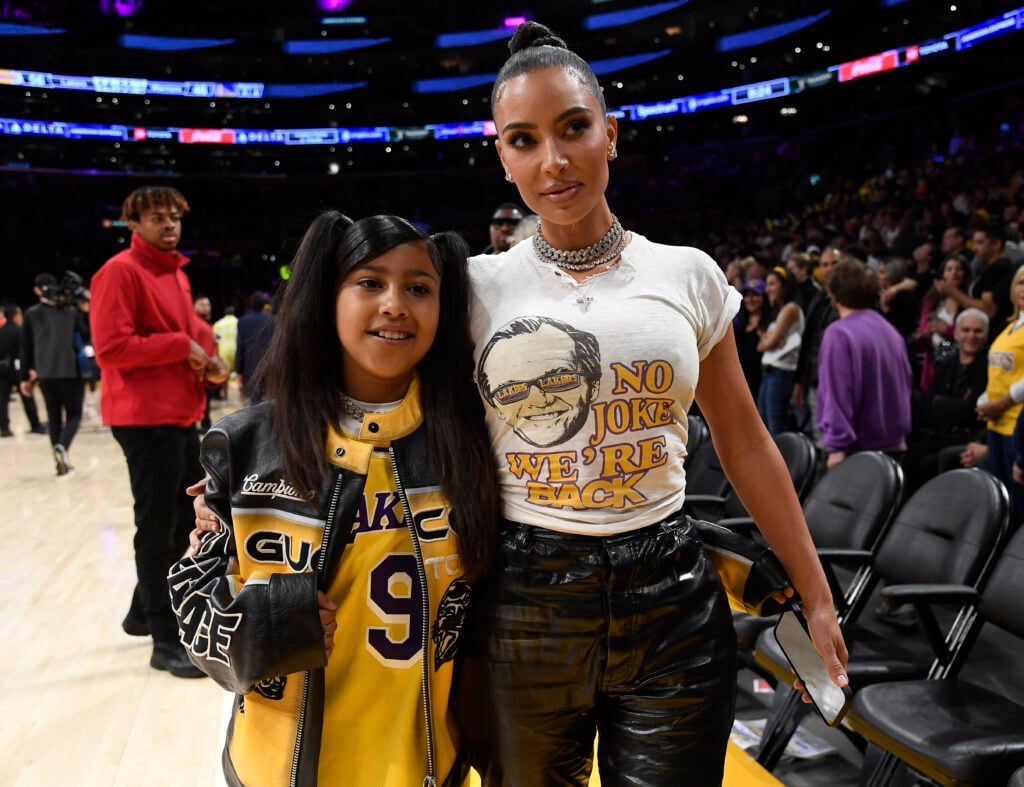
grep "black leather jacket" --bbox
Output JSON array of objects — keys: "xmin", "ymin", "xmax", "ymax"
[{"xmin": 169, "ymin": 401, "xmax": 450, "ymax": 786}]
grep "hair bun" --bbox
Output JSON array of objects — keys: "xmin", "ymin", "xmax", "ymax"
[{"xmin": 508, "ymin": 21, "xmax": 567, "ymax": 54}]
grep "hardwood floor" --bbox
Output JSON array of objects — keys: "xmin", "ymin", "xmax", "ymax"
[{"xmin": 0, "ymin": 387, "xmax": 226, "ymax": 786}]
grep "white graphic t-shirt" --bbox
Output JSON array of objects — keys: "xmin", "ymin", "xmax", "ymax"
[{"xmin": 469, "ymin": 233, "xmax": 741, "ymax": 535}]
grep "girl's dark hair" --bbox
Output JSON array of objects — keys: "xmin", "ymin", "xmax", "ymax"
[
  {"xmin": 491, "ymin": 21, "xmax": 606, "ymax": 115},
  {"xmin": 263, "ymin": 210, "xmax": 498, "ymax": 581}
]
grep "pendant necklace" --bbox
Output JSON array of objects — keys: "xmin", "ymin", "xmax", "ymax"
[
  {"xmin": 574, "ymin": 279, "xmax": 597, "ymax": 312},
  {"xmin": 533, "ymin": 216, "xmax": 627, "ymax": 312},
  {"xmin": 569, "ymin": 258, "xmax": 624, "ymax": 313}
]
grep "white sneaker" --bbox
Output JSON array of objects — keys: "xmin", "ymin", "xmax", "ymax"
[{"xmin": 54, "ymin": 444, "xmax": 72, "ymax": 476}]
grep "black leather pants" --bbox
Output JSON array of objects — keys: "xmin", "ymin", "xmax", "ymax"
[{"xmin": 476, "ymin": 512, "xmax": 737, "ymax": 786}]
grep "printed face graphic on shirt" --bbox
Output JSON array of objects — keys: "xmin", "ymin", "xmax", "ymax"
[{"xmin": 478, "ymin": 317, "xmax": 601, "ymax": 447}]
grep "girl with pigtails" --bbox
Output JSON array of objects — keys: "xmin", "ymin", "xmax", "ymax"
[{"xmin": 170, "ymin": 212, "xmax": 498, "ymax": 786}]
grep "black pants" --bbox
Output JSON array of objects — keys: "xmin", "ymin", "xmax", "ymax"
[
  {"xmin": 0, "ymin": 373, "xmax": 43, "ymax": 432},
  {"xmin": 39, "ymin": 377, "xmax": 84, "ymax": 450},
  {"xmin": 113, "ymin": 424, "xmax": 201, "ymax": 645},
  {"xmin": 475, "ymin": 513, "xmax": 737, "ymax": 787}
]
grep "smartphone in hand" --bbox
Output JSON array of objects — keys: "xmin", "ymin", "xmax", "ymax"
[{"xmin": 773, "ymin": 608, "xmax": 851, "ymax": 726}]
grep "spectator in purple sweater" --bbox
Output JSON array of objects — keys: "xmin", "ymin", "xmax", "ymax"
[{"xmin": 817, "ymin": 259, "xmax": 913, "ymax": 469}]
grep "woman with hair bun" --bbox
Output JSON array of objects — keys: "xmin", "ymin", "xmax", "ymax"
[{"xmin": 467, "ymin": 20, "xmax": 848, "ymax": 784}]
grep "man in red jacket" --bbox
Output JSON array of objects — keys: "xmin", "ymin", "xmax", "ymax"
[{"xmin": 91, "ymin": 186, "xmax": 227, "ymax": 678}]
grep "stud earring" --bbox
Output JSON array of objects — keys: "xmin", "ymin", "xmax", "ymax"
[
  {"xmin": 505, "ymin": 171, "xmax": 514, "ymax": 182},
  {"xmin": 608, "ymin": 148, "xmax": 619, "ymax": 161}
]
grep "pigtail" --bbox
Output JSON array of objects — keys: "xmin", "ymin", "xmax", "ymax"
[
  {"xmin": 419, "ymin": 231, "xmax": 499, "ymax": 582},
  {"xmin": 265, "ymin": 210, "xmax": 353, "ymax": 499}
]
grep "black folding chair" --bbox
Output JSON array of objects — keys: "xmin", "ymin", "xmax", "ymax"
[
  {"xmin": 682, "ymin": 435, "xmax": 731, "ymax": 522},
  {"xmin": 731, "ymin": 451, "xmax": 903, "ymax": 683},
  {"xmin": 686, "ymin": 431, "xmax": 818, "ymax": 525},
  {"xmin": 845, "ymin": 525, "xmax": 1024, "ymax": 787},
  {"xmin": 685, "ymin": 412, "xmax": 709, "ymax": 467},
  {"xmin": 753, "ymin": 467, "xmax": 1011, "ymax": 771}
]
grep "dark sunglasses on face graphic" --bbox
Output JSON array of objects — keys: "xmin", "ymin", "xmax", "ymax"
[{"xmin": 491, "ymin": 372, "xmax": 582, "ymax": 405}]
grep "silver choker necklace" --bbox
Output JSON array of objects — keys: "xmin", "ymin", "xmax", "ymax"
[
  {"xmin": 533, "ymin": 216, "xmax": 626, "ymax": 271},
  {"xmin": 339, "ymin": 392, "xmax": 366, "ymax": 422}
]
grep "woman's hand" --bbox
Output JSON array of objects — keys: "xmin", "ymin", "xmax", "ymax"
[
  {"xmin": 184, "ymin": 476, "xmax": 220, "ymax": 556},
  {"xmin": 960, "ymin": 441, "xmax": 988, "ymax": 468},
  {"xmin": 757, "ymin": 302, "xmax": 798, "ymax": 352},
  {"xmin": 187, "ymin": 476, "xmax": 220, "ymax": 531},
  {"xmin": 926, "ymin": 315, "xmax": 950, "ymax": 336},
  {"xmin": 977, "ymin": 394, "xmax": 1012, "ymax": 422},
  {"xmin": 319, "ymin": 591, "xmax": 338, "ymax": 659},
  {"xmin": 791, "ymin": 383, "xmax": 806, "ymax": 409},
  {"xmin": 797, "ymin": 603, "xmax": 849, "ymax": 702},
  {"xmin": 933, "ymin": 278, "xmax": 956, "ymax": 298},
  {"xmin": 771, "ymin": 586, "xmax": 796, "ymax": 605}
]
